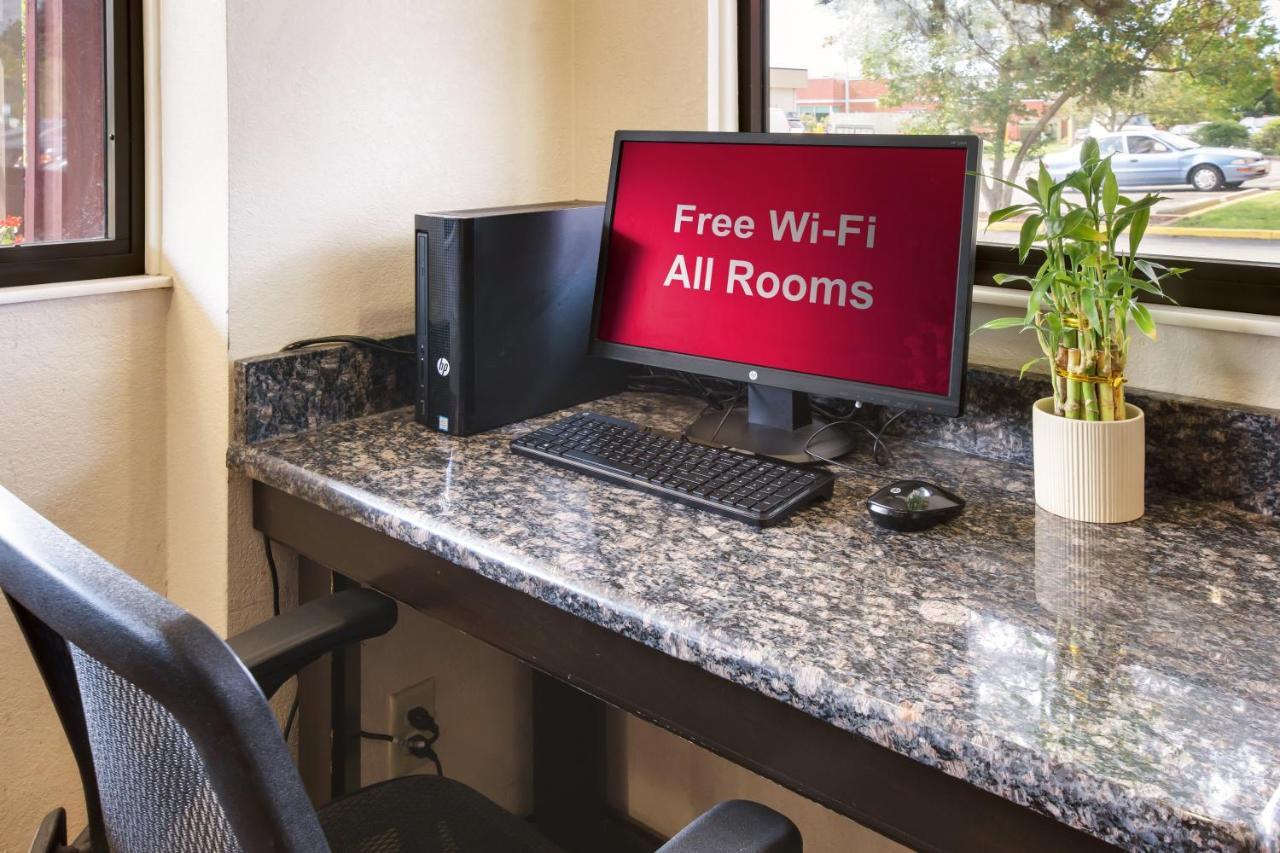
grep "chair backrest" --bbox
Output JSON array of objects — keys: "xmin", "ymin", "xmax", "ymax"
[{"xmin": 0, "ymin": 486, "xmax": 330, "ymax": 853}]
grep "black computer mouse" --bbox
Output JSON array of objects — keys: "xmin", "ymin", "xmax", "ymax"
[{"xmin": 866, "ymin": 480, "xmax": 965, "ymax": 532}]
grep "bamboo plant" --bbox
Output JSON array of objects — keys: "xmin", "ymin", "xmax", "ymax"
[{"xmin": 976, "ymin": 138, "xmax": 1185, "ymax": 420}]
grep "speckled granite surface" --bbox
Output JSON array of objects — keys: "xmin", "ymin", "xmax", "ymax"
[
  {"xmin": 233, "ymin": 335, "xmax": 415, "ymax": 444},
  {"xmin": 236, "ymin": 342, "xmax": 1280, "ymax": 516},
  {"xmin": 875, "ymin": 368, "xmax": 1280, "ymax": 517},
  {"xmin": 229, "ymin": 391, "xmax": 1280, "ymax": 852}
]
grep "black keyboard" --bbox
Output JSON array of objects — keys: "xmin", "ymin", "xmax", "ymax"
[{"xmin": 510, "ymin": 412, "xmax": 835, "ymax": 528}]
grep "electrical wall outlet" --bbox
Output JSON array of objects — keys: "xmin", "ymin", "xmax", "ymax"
[{"xmin": 388, "ymin": 677, "xmax": 437, "ymax": 777}]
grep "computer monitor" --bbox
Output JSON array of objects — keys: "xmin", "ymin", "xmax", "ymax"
[{"xmin": 589, "ymin": 130, "xmax": 980, "ymax": 462}]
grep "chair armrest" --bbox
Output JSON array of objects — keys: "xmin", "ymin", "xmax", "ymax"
[
  {"xmin": 28, "ymin": 808, "xmax": 65, "ymax": 853},
  {"xmin": 657, "ymin": 800, "xmax": 802, "ymax": 853},
  {"xmin": 227, "ymin": 588, "xmax": 397, "ymax": 698}
]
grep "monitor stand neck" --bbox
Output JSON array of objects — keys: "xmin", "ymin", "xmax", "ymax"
[{"xmin": 684, "ymin": 385, "xmax": 856, "ymax": 464}]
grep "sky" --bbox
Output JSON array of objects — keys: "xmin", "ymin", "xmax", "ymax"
[
  {"xmin": 768, "ymin": 0, "xmax": 1280, "ymax": 78},
  {"xmin": 769, "ymin": 0, "xmax": 849, "ymax": 77}
]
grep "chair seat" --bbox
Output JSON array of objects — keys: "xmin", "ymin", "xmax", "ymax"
[{"xmin": 318, "ymin": 774, "xmax": 564, "ymax": 853}]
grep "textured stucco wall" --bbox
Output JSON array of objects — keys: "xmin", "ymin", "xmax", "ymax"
[
  {"xmin": 159, "ymin": 0, "xmax": 232, "ymax": 633},
  {"xmin": 0, "ymin": 290, "xmax": 169, "ymax": 853},
  {"xmin": 571, "ymin": 0, "xmax": 711, "ymax": 200}
]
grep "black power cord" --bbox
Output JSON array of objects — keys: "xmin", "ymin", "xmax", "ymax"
[
  {"xmin": 283, "ymin": 335, "xmax": 413, "ymax": 358},
  {"xmin": 360, "ymin": 705, "xmax": 444, "ymax": 776},
  {"xmin": 263, "ymin": 535, "xmax": 302, "ymax": 742},
  {"xmin": 802, "ymin": 409, "xmax": 906, "ymax": 474}
]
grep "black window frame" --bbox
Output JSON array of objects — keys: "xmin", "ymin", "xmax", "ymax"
[
  {"xmin": 0, "ymin": 0, "xmax": 144, "ymax": 288},
  {"xmin": 741, "ymin": 0, "xmax": 1280, "ymax": 316}
]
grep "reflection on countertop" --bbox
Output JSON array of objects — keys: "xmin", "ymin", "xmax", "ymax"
[{"xmin": 229, "ymin": 391, "xmax": 1280, "ymax": 852}]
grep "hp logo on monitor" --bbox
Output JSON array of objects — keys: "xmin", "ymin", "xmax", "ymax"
[
  {"xmin": 436, "ymin": 358, "xmax": 451, "ymax": 377},
  {"xmin": 748, "ymin": 370, "xmax": 758, "ymax": 381}
]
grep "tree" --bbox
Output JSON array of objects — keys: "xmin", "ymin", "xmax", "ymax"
[
  {"xmin": 1193, "ymin": 120, "xmax": 1251, "ymax": 146},
  {"xmin": 819, "ymin": 0, "xmax": 1279, "ymax": 208}
]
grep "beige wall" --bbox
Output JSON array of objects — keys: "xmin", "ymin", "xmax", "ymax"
[
  {"xmin": 225, "ymin": 0, "xmax": 575, "ymax": 360},
  {"xmin": 159, "ymin": 0, "xmax": 232, "ymax": 632},
  {"xmin": 571, "ymin": 0, "xmax": 711, "ymax": 198},
  {"xmin": 0, "ymin": 290, "xmax": 169, "ymax": 853}
]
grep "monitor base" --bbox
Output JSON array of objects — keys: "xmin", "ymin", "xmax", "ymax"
[{"xmin": 685, "ymin": 402, "xmax": 857, "ymax": 464}]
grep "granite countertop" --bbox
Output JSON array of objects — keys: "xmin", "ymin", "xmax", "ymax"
[{"xmin": 228, "ymin": 391, "xmax": 1280, "ymax": 852}]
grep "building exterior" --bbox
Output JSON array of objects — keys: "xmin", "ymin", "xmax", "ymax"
[{"xmin": 769, "ymin": 66, "xmax": 808, "ymax": 114}]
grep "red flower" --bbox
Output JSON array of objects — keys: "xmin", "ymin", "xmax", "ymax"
[{"xmin": 2, "ymin": 215, "xmax": 20, "ymax": 228}]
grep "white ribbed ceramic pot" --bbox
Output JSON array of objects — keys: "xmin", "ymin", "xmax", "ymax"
[{"xmin": 1032, "ymin": 397, "xmax": 1145, "ymax": 523}]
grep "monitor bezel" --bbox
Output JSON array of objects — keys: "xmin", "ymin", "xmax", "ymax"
[{"xmin": 587, "ymin": 130, "xmax": 982, "ymax": 417}]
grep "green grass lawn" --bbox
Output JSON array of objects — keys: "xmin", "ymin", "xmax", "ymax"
[{"xmin": 1174, "ymin": 191, "xmax": 1280, "ymax": 230}]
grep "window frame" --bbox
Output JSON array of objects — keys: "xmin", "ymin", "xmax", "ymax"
[
  {"xmin": 744, "ymin": 0, "xmax": 1280, "ymax": 316},
  {"xmin": 0, "ymin": 0, "xmax": 144, "ymax": 288}
]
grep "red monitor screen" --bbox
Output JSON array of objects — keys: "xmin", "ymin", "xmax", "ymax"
[{"xmin": 594, "ymin": 137, "xmax": 973, "ymax": 398}]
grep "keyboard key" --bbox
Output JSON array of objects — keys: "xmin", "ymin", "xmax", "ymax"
[{"xmin": 564, "ymin": 449, "xmax": 639, "ymax": 476}]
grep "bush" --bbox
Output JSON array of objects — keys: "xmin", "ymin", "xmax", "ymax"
[
  {"xmin": 1192, "ymin": 121, "xmax": 1251, "ymax": 148},
  {"xmin": 1254, "ymin": 119, "xmax": 1280, "ymax": 155}
]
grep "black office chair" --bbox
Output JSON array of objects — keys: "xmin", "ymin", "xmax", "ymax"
[{"xmin": 0, "ymin": 484, "xmax": 802, "ymax": 853}]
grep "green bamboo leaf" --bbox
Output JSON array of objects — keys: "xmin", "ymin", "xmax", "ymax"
[
  {"xmin": 1019, "ymin": 356, "xmax": 1048, "ymax": 379},
  {"xmin": 1080, "ymin": 137, "xmax": 1100, "ymax": 167},
  {"xmin": 1067, "ymin": 224, "xmax": 1109, "ymax": 242},
  {"xmin": 1026, "ymin": 274, "xmax": 1051, "ymax": 321},
  {"xmin": 1117, "ymin": 195, "xmax": 1160, "ymax": 215},
  {"xmin": 992, "ymin": 273, "xmax": 1034, "ymax": 286},
  {"xmin": 1103, "ymin": 169, "xmax": 1118, "ymax": 215},
  {"xmin": 1081, "ymin": 288, "xmax": 1102, "ymax": 333},
  {"xmin": 1126, "ymin": 277, "xmax": 1166, "ymax": 296},
  {"xmin": 1133, "ymin": 259, "xmax": 1165, "ymax": 285},
  {"xmin": 1131, "ymin": 301, "xmax": 1157, "ymax": 340},
  {"xmin": 987, "ymin": 204, "xmax": 1031, "ymax": 225},
  {"xmin": 1112, "ymin": 211, "xmax": 1134, "ymax": 242},
  {"xmin": 975, "ymin": 316, "xmax": 1027, "ymax": 333},
  {"xmin": 1057, "ymin": 207, "xmax": 1087, "ymax": 237},
  {"xmin": 1018, "ymin": 214, "xmax": 1043, "ymax": 262},
  {"xmin": 1037, "ymin": 161, "xmax": 1054, "ymax": 208},
  {"xmin": 1129, "ymin": 206, "xmax": 1150, "ymax": 256}
]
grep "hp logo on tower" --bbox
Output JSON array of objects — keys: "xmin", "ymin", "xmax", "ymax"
[
  {"xmin": 748, "ymin": 370, "xmax": 758, "ymax": 381},
  {"xmin": 436, "ymin": 358, "xmax": 451, "ymax": 377}
]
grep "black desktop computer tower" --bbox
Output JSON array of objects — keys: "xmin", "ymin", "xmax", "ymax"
[{"xmin": 414, "ymin": 201, "xmax": 628, "ymax": 435}]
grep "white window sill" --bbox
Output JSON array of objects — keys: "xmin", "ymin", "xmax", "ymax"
[
  {"xmin": 0, "ymin": 274, "xmax": 173, "ymax": 306},
  {"xmin": 973, "ymin": 285, "xmax": 1280, "ymax": 338}
]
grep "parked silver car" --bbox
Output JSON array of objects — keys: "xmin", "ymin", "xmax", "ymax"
[{"xmin": 1041, "ymin": 130, "xmax": 1269, "ymax": 191}]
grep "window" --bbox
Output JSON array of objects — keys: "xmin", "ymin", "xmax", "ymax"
[
  {"xmin": 1127, "ymin": 137, "xmax": 1169, "ymax": 156},
  {"xmin": 0, "ymin": 0, "xmax": 141, "ymax": 287},
  {"xmin": 752, "ymin": 0, "xmax": 1280, "ymax": 315},
  {"xmin": 1097, "ymin": 137, "xmax": 1123, "ymax": 158}
]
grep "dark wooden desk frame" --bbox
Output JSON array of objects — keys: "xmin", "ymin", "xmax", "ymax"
[{"xmin": 255, "ymin": 482, "xmax": 1115, "ymax": 853}]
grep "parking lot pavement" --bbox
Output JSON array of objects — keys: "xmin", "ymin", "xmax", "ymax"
[
  {"xmin": 1147, "ymin": 174, "xmax": 1280, "ymax": 215},
  {"xmin": 986, "ymin": 174, "xmax": 1277, "ymax": 216},
  {"xmin": 981, "ymin": 171, "xmax": 1279, "ymax": 262}
]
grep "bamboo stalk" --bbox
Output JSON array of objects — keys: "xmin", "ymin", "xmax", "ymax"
[
  {"xmin": 1064, "ymin": 347, "xmax": 1084, "ymax": 420},
  {"xmin": 1112, "ymin": 349, "xmax": 1126, "ymax": 418},
  {"xmin": 1054, "ymin": 345, "xmax": 1069, "ymax": 416},
  {"xmin": 1097, "ymin": 349, "xmax": 1115, "ymax": 422},
  {"xmin": 1082, "ymin": 359, "xmax": 1101, "ymax": 421}
]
